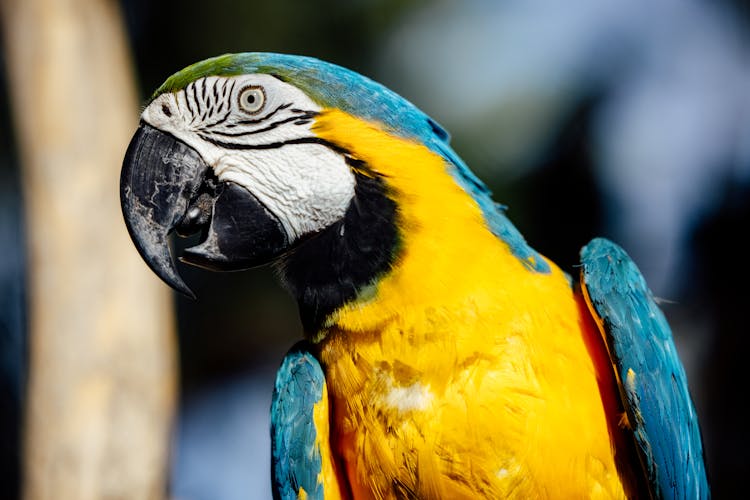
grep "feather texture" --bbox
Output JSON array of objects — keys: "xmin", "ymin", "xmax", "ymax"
[
  {"xmin": 147, "ymin": 53, "xmax": 709, "ymax": 499},
  {"xmin": 580, "ymin": 238, "xmax": 710, "ymax": 499},
  {"xmin": 271, "ymin": 343, "xmax": 344, "ymax": 500}
]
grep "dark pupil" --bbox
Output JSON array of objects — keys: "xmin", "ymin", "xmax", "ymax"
[{"xmin": 246, "ymin": 93, "xmax": 256, "ymax": 104}]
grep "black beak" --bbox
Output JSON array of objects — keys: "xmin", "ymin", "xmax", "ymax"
[{"xmin": 120, "ymin": 123, "xmax": 289, "ymax": 297}]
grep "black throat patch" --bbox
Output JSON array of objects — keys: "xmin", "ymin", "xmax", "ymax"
[{"xmin": 278, "ymin": 168, "xmax": 400, "ymax": 334}]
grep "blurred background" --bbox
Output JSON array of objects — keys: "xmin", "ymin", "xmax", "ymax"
[{"xmin": 1, "ymin": 0, "xmax": 748, "ymax": 498}]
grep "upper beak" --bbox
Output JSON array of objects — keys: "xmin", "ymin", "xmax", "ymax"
[{"xmin": 120, "ymin": 123, "xmax": 289, "ymax": 297}]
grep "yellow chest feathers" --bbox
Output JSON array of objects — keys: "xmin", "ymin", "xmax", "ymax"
[{"xmin": 312, "ymin": 111, "xmax": 628, "ymax": 498}]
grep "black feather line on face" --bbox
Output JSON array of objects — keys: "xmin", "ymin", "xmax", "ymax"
[
  {"xmin": 206, "ymin": 112, "xmax": 315, "ymax": 137},
  {"xmin": 200, "ymin": 77, "xmax": 208, "ymax": 104},
  {"xmin": 184, "ymin": 82, "xmax": 195, "ymax": 119},
  {"xmin": 200, "ymin": 108, "xmax": 232, "ymax": 129},
  {"xmin": 278, "ymin": 169, "xmax": 400, "ymax": 334},
  {"xmin": 237, "ymin": 103, "xmax": 292, "ymax": 125},
  {"xmin": 197, "ymin": 135, "xmax": 349, "ymax": 154}
]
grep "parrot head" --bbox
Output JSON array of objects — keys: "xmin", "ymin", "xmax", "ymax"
[
  {"xmin": 121, "ymin": 52, "xmax": 544, "ymax": 326},
  {"xmin": 121, "ymin": 53, "xmax": 428, "ymax": 301}
]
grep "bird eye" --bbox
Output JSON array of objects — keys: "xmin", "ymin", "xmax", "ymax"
[{"xmin": 238, "ymin": 86, "xmax": 265, "ymax": 114}]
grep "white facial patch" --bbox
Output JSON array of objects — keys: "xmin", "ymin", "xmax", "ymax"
[{"xmin": 141, "ymin": 74, "xmax": 356, "ymax": 241}]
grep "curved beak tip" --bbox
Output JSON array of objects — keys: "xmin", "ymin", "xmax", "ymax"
[{"xmin": 121, "ymin": 188, "xmax": 197, "ymax": 299}]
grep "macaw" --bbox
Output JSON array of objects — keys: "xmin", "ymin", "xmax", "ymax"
[{"xmin": 120, "ymin": 53, "xmax": 709, "ymax": 499}]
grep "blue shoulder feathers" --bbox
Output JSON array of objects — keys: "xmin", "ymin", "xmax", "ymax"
[
  {"xmin": 270, "ymin": 343, "xmax": 328, "ymax": 500},
  {"xmin": 581, "ymin": 238, "xmax": 709, "ymax": 499}
]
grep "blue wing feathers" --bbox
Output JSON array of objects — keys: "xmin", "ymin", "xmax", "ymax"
[
  {"xmin": 270, "ymin": 343, "xmax": 327, "ymax": 500},
  {"xmin": 581, "ymin": 238, "xmax": 709, "ymax": 499}
]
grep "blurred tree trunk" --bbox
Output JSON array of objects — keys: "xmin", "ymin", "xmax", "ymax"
[{"xmin": 0, "ymin": 1, "xmax": 177, "ymax": 499}]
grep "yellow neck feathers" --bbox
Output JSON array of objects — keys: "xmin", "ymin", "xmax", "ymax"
[
  {"xmin": 309, "ymin": 109, "xmax": 627, "ymax": 498},
  {"xmin": 312, "ymin": 109, "xmax": 558, "ymax": 335}
]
